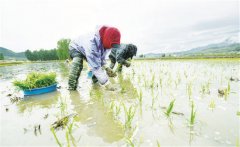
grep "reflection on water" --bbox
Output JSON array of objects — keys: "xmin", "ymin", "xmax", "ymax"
[
  {"xmin": 0, "ymin": 59, "xmax": 239, "ymax": 146},
  {"xmin": 68, "ymin": 90, "xmax": 125, "ymax": 143},
  {"xmin": 17, "ymin": 91, "xmax": 60, "ymax": 113}
]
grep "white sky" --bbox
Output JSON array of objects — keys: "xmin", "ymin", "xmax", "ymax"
[{"xmin": 0, "ymin": 0, "xmax": 239, "ymax": 54}]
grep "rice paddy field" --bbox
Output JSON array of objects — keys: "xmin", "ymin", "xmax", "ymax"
[{"xmin": 0, "ymin": 59, "xmax": 239, "ymax": 146}]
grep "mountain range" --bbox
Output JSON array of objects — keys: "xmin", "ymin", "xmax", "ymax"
[
  {"xmin": 0, "ymin": 47, "xmax": 26, "ymax": 60},
  {"xmin": 143, "ymin": 38, "xmax": 240, "ymax": 58}
]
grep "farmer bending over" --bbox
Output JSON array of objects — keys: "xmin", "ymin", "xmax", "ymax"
[
  {"xmin": 109, "ymin": 44, "xmax": 137, "ymax": 72},
  {"xmin": 68, "ymin": 26, "xmax": 122, "ymax": 91}
]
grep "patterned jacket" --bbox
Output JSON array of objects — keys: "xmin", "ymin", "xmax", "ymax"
[{"xmin": 69, "ymin": 26, "xmax": 110, "ymax": 85}]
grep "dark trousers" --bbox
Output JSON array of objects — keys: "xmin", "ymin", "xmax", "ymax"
[{"xmin": 68, "ymin": 49, "xmax": 97, "ymax": 90}]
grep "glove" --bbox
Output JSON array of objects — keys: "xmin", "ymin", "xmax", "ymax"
[
  {"xmin": 103, "ymin": 81, "xmax": 117, "ymax": 91},
  {"xmin": 125, "ymin": 61, "xmax": 131, "ymax": 67},
  {"xmin": 103, "ymin": 66, "xmax": 117, "ymax": 77}
]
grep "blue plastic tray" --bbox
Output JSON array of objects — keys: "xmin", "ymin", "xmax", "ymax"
[{"xmin": 24, "ymin": 84, "xmax": 57, "ymax": 96}]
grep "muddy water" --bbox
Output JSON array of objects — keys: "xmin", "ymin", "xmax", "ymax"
[{"xmin": 0, "ymin": 59, "xmax": 239, "ymax": 146}]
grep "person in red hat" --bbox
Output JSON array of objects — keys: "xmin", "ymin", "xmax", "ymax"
[{"xmin": 68, "ymin": 25, "xmax": 121, "ymax": 91}]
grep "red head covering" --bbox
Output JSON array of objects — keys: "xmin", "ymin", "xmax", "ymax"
[{"xmin": 99, "ymin": 26, "xmax": 121, "ymax": 49}]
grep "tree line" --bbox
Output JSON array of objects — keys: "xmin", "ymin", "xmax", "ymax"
[
  {"xmin": 0, "ymin": 53, "xmax": 4, "ymax": 60},
  {"xmin": 25, "ymin": 39, "xmax": 71, "ymax": 61}
]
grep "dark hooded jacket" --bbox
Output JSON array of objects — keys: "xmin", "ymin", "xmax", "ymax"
[{"xmin": 109, "ymin": 44, "xmax": 137, "ymax": 64}]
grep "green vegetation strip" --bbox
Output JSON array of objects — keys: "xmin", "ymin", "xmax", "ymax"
[
  {"xmin": 0, "ymin": 61, "xmax": 25, "ymax": 67},
  {"xmin": 13, "ymin": 72, "xmax": 57, "ymax": 90}
]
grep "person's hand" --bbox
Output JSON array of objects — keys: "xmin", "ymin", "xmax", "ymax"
[
  {"xmin": 105, "ymin": 67, "xmax": 117, "ymax": 77},
  {"xmin": 125, "ymin": 61, "xmax": 131, "ymax": 67},
  {"xmin": 104, "ymin": 82, "xmax": 117, "ymax": 91}
]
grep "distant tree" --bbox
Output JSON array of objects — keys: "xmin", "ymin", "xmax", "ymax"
[
  {"xmin": 139, "ymin": 54, "xmax": 145, "ymax": 58},
  {"xmin": 162, "ymin": 54, "xmax": 165, "ymax": 57},
  {"xmin": 24, "ymin": 38, "xmax": 71, "ymax": 61},
  {"xmin": 0, "ymin": 53, "xmax": 4, "ymax": 60},
  {"xmin": 56, "ymin": 39, "xmax": 71, "ymax": 60},
  {"xmin": 25, "ymin": 50, "xmax": 32, "ymax": 60},
  {"xmin": 235, "ymin": 46, "xmax": 240, "ymax": 51},
  {"xmin": 25, "ymin": 49, "xmax": 59, "ymax": 61}
]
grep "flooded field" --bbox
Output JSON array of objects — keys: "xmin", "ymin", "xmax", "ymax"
[{"xmin": 0, "ymin": 59, "xmax": 239, "ymax": 146}]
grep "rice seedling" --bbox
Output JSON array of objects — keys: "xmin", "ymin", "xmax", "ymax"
[
  {"xmin": 159, "ymin": 76, "xmax": 163, "ymax": 90},
  {"xmin": 137, "ymin": 75, "xmax": 141, "ymax": 84},
  {"xmin": 50, "ymin": 127, "xmax": 62, "ymax": 147},
  {"xmin": 126, "ymin": 138, "xmax": 135, "ymax": 147},
  {"xmin": 174, "ymin": 81, "xmax": 177, "ymax": 89},
  {"xmin": 209, "ymin": 99, "xmax": 216, "ymax": 110},
  {"xmin": 52, "ymin": 114, "xmax": 77, "ymax": 130},
  {"xmin": 13, "ymin": 72, "xmax": 57, "ymax": 90},
  {"xmin": 66, "ymin": 129, "xmax": 70, "ymax": 147},
  {"xmin": 218, "ymin": 83, "xmax": 230, "ymax": 100},
  {"xmin": 143, "ymin": 75, "xmax": 147, "ymax": 88},
  {"xmin": 184, "ymin": 70, "xmax": 188, "ymax": 79},
  {"xmin": 156, "ymin": 140, "xmax": 160, "ymax": 147},
  {"xmin": 67, "ymin": 117, "xmax": 78, "ymax": 147},
  {"xmin": 68, "ymin": 120, "xmax": 74, "ymax": 134},
  {"xmin": 227, "ymin": 81, "xmax": 231, "ymax": 94},
  {"xmin": 120, "ymin": 87, "xmax": 126, "ymax": 94},
  {"xmin": 237, "ymin": 111, "xmax": 240, "ymax": 116},
  {"xmin": 177, "ymin": 72, "xmax": 181, "ymax": 82},
  {"xmin": 138, "ymin": 89, "xmax": 143, "ymax": 106},
  {"xmin": 167, "ymin": 118, "xmax": 175, "ymax": 133},
  {"xmin": 190, "ymin": 101, "xmax": 196, "ymax": 125},
  {"xmin": 150, "ymin": 73, "xmax": 155, "ymax": 88},
  {"xmin": 151, "ymin": 90, "xmax": 159, "ymax": 109},
  {"xmin": 109, "ymin": 102, "xmax": 121, "ymax": 118},
  {"xmin": 59, "ymin": 96, "xmax": 67, "ymax": 116},
  {"xmin": 114, "ymin": 104, "xmax": 121, "ymax": 117},
  {"xmin": 167, "ymin": 73, "xmax": 172, "ymax": 87},
  {"xmin": 132, "ymin": 68, "xmax": 135, "ymax": 77},
  {"xmin": 200, "ymin": 82, "xmax": 210, "ymax": 95},
  {"xmin": 165, "ymin": 99, "xmax": 175, "ymax": 117},
  {"xmin": 187, "ymin": 82, "xmax": 192, "ymax": 100},
  {"xmin": 123, "ymin": 104, "xmax": 136, "ymax": 129},
  {"xmin": 51, "ymin": 110, "xmax": 78, "ymax": 147},
  {"xmin": 109, "ymin": 102, "xmax": 115, "ymax": 111}
]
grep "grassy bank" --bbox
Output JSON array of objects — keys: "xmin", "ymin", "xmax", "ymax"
[
  {"xmin": 0, "ymin": 61, "xmax": 26, "ymax": 67},
  {"xmin": 0, "ymin": 57, "xmax": 239, "ymax": 67},
  {"xmin": 0, "ymin": 60, "xmax": 65, "ymax": 67}
]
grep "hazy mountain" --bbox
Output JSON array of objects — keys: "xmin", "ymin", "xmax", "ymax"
[
  {"xmin": 0, "ymin": 47, "xmax": 26, "ymax": 60},
  {"xmin": 141, "ymin": 38, "xmax": 240, "ymax": 58},
  {"xmin": 177, "ymin": 37, "xmax": 240, "ymax": 56}
]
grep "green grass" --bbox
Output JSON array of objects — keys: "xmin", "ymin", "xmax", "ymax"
[
  {"xmin": 0, "ymin": 61, "xmax": 25, "ymax": 67},
  {"xmin": 13, "ymin": 72, "xmax": 57, "ymax": 90}
]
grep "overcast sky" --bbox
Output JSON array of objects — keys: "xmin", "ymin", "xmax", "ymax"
[{"xmin": 0, "ymin": 0, "xmax": 239, "ymax": 54}]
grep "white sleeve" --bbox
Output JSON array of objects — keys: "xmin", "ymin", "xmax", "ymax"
[{"xmin": 92, "ymin": 68, "xmax": 108, "ymax": 85}]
